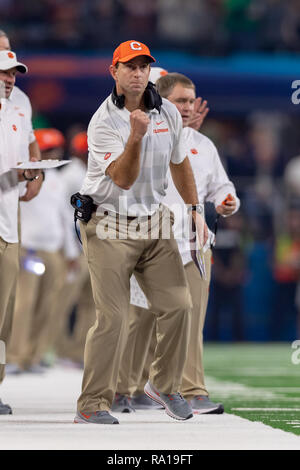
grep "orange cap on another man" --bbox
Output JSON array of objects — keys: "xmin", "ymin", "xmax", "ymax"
[
  {"xmin": 35, "ymin": 128, "xmax": 65, "ymax": 151},
  {"xmin": 71, "ymin": 131, "xmax": 88, "ymax": 154}
]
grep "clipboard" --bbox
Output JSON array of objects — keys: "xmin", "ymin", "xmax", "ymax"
[{"xmin": 13, "ymin": 160, "xmax": 71, "ymax": 170}]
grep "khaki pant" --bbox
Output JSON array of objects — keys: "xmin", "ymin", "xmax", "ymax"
[
  {"xmin": 65, "ymin": 278, "xmax": 95, "ymax": 363},
  {"xmin": 77, "ymin": 208, "xmax": 192, "ymax": 413},
  {"xmin": 118, "ymin": 249, "xmax": 212, "ymax": 401},
  {"xmin": 54, "ymin": 255, "xmax": 95, "ymax": 363},
  {"xmin": 0, "ymin": 237, "xmax": 19, "ymax": 384},
  {"xmin": 8, "ymin": 249, "xmax": 65, "ymax": 369}
]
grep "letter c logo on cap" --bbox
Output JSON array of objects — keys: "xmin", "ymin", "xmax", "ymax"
[{"xmin": 130, "ymin": 42, "xmax": 142, "ymax": 51}]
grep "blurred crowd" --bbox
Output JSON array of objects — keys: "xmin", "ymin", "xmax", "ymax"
[
  {"xmin": 201, "ymin": 112, "xmax": 300, "ymax": 341},
  {"xmin": 1, "ymin": 0, "xmax": 300, "ymax": 54}
]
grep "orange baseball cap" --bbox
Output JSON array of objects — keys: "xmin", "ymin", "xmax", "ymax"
[
  {"xmin": 34, "ymin": 128, "xmax": 65, "ymax": 151},
  {"xmin": 112, "ymin": 40, "xmax": 156, "ymax": 66},
  {"xmin": 71, "ymin": 131, "xmax": 88, "ymax": 153}
]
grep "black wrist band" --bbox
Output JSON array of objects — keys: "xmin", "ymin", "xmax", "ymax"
[{"xmin": 23, "ymin": 170, "xmax": 35, "ymax": 182}]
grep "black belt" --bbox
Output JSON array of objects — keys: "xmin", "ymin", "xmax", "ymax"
[{"xmin": 92, "ymin": 206, "xmax": 152, "ymax": 221}]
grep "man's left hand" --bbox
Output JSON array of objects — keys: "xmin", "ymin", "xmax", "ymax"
[
  {"xmin": 20, "ymin": 175, "xmax": 43, "ymax": 202},
  {"xmin": 20, "ymin": 155, "xmax": 43, "ymax": 202}
]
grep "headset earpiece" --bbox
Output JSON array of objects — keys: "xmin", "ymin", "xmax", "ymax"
[
  {"xmin": 111, "ymin": 85, "xmax": 125, "ymax": 109},
  {"xmin": 144, "ymin": 81, "xmax": 162, "ymax": 113},
  {"xmin": 111, "ymin": 82, "xmax": 162, "ymax": 112}
]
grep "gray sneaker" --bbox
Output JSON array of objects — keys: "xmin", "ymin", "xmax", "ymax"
[
  {"xmin": 190, "ymin": 395, "xmax": 224, "ymax": 414},
  {"xmin": 0, "ymin": 399, "xmax": 12, "ymax": 415},
  {"xmin": 74, "ymin": 410, "xmax": 119, "ymax": 424},
  {"xmin": 24, "ymin": 364, "xmax": 46, "ymax": 374},
  {"xmin": 131, "ymin": 393, "xmax": 162, "ymax": 410},
  {"xmin": 5, "ymin": 363, "xmax": 22, "ymax": 375},
  {"xmin": 111, "ymin": 394, "xmax": 135, "ymax": 413},
  {"xmin": 144, "ymin": 381, "xmax": 193, "ymax": 421}
]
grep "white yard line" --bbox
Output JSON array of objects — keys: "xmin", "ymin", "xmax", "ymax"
[
  {"xmin": 205, "ymin": 376, "xmax": 300, "ymax": 402},
  {"xmin": 232, "ymin": 408, "xmax": 300, "ymax": 411},
  {"xmin": 0, "ymin": 367, "xmax": 299, "ymax": 450}
]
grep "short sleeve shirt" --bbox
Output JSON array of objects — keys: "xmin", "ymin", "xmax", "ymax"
[
  {"xmin": 80, "ymin": 96, "xmax": 187, "ymax": 216},
  {"xmin": 10, "ymin": 86, "xmax": 35, "ymax": 150},
  {"xmin": 0, "ymin": 98, "xmax": 29, "ymax": 243}
]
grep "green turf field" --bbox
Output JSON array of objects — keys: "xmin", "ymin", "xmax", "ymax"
[{"xmin": 203, "ymin": 343, "xmax": 300, "ymax": 436}]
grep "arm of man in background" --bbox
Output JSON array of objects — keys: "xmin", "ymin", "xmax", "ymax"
[
  {"xmin": 20, "ymin": 142, "xmax": 43, "ymax": 201},
  {"xmin": 205, "ymin": 141, "xmax": 240, "ymax": 217},
  {"xmin": 19, "ymin": 100, "xmax": 43, "ymax": 202}
]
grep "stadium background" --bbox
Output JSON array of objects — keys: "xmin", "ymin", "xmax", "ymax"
[{"xmin": 3, "ymin": 0, "xmax": 300, "ymax": 342}]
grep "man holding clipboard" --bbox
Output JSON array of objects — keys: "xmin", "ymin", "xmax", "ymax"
[{"xmin": 0, "ymin": 50, "xmax": 42, "ymax": 415}]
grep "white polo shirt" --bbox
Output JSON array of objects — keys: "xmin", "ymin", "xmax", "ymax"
[
  {"xmin": 20, "ymin": 169, "xmax": 79, "ymax": 259},
  {"xmin": 164, "ymin": 126, "xmax": 240, "ymax": 265},
  {"xmin": 0, "ymin": 97, "xmax": 28, "ymax": 243},
  {"xmin": 59, "ymin": 156, "xmax": 87, "ymax": 256},
  {"xmin": 80, "ymin": 96, "xmax": 187, "ymax": 217},
  {"xmin": 10, "ymin": 86, "xmax": 35, "ymax": 148}
]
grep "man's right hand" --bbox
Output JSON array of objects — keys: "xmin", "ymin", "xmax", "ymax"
[
  {"xmin": 192, "ymin": 210, "xmax": 209, "ymax": 249},
  {"xmin": 130, "ymin": 109, "xmax": 150, "ymax": 141},
  {"xmin": 19, "ymin": 176, "xmax": 43, "ymax": 202}
]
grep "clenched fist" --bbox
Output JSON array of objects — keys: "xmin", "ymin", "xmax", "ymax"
[{"xmin": 130, "ymin": 109, "xmax": 150, "ymax": 140}]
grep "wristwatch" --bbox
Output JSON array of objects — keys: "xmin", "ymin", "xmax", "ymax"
[
  {"xmin": 23, "ymin": 170, "xmax": 44, "ymax": 182},
  {"xmin": 187, "ymin": 204, "xmax": 203, "ymax": 215}
]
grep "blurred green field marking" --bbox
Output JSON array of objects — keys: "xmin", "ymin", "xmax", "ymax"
[{"xmin": 203, "ymin": 343, "xmax": 300, "ymax": 436}]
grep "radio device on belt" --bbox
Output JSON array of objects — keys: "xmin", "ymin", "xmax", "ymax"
[{"xmin": 70, "ymin": 192, "xmax": 96, "ymax": 244}]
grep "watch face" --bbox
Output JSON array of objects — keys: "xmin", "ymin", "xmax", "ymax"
[{"xmin": 189, "ymin": 205, "xmax": 203, "ymax": 214}]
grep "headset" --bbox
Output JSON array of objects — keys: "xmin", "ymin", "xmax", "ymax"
[{"xmin": 111, "ymin": 81, "xmax": 162, "ymax": 113}]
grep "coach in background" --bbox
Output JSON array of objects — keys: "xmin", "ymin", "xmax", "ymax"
[
  {"xmin": 7, "ymin": 129, "xmax": 78, "ymax": 375},
  {"xmin": 0, "ymin": 50, "xmax": 41, "ymax": 414},
  {"xmin": 0, "ymin": 30, "xmax": 42, "ymax": 201}
]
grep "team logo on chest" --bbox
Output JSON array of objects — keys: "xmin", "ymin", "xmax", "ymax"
[
  {"xmin": 153, "ymin": 128, "xmax": 169, "ymax": 134},
  {"xmin": 190, "ymin": 148, "xmax": 198, "ymax": 155}
]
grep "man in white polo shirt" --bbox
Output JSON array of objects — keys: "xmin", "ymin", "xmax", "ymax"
[
  {"xmin": 0, "ymin": 30, "xmax": 42, "ymax": 202},
  {"xmin": 116, "ymin": 72, "xmax": 240, "ymax": 415},
  {"xmin": 0, "ymin": 50, "xmax": 41, "ymax": 414},
  {"xmin": 74, "ymin": 40, "xmax": 208, "ymax": 425}
]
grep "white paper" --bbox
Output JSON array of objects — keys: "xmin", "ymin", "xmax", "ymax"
[
  {"xmin": 189, "ymin": 212, "xmax": 207, "ymax": 279},
  {"xmin": 130, "ymin": 275, "xmax": 149, "ymax": 309},
  {"xmin": 13, "ymin": 160, "xmax": 71, "ymax": 170}
]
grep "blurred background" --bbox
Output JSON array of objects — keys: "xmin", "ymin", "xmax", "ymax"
[{"xmin": 3, "ymin": 0, "xmax": 300, "ymax": 342}]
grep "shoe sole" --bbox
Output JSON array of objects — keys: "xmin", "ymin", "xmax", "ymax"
[
  {"xmin": 131, "ymin": 404, "xmax": 162, "ymax": 410},
  {"xmin": 111, "ymin": 407, "xmax": 135, "ymax": 413},
  {"xmin": 144, "ymin": 383, "xmax": 193, "ymax": 421},
  {"xmin": 74, "ymin": 414, "xmax": 119, "ymax": 424},
  {"xmin": 193, "ymin": 406, "xmax": 224, "ymax": 415}
]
